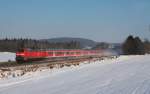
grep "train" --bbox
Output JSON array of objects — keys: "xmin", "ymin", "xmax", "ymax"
[{"xmin": 16, "ymin": 49, "xmax": 103, "ymax": 63}]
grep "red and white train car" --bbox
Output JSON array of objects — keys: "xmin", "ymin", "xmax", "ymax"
[{"xmin": 16, "ymin": 49, "xmax": 102, "ymax": 62}]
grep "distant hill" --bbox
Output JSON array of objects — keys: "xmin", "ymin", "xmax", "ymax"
[{"xmin": 41, "ymin": 37, "xmax": 97, "ymax": 48}]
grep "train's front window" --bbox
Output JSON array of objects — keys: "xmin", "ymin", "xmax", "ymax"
[{"xmin": 18, "ymin": 48, "xmax": 24, "ymax": 52}]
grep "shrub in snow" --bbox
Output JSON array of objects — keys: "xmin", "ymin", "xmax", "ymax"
[
  {"xmin": 49, "ymin": 65, "xmax": 54, "ymax": 69},
  {"xmin": 65, "ymin": 64, "xmax": 71, "ymax": 67},
  {"xmin": 12, "ymin": 70, "xmax": 25, "ymax": 77},
  {"xmin": 0, "ymin": 70, "xmax": 3, "ymax": 78},
  {"xmin": 60, "ymin": 64, "xmax": 64, "ymax": 68}
]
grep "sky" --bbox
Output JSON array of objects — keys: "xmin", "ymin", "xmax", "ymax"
[{"xmin": 0, "ymin": 0, "xmax": 150, "ymax": 43}]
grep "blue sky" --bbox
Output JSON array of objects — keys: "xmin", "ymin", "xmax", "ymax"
[{"xmin": 0, "ymin": 0, "xmax": 150, "ymax": 42}]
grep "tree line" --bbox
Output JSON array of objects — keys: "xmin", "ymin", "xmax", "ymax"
[
  {"xmin": 122, "ymin": 35, "xmax": 150, "ymax": 55},
  {"xmin": 0, "ymin": 38, "xmax": 81, "ymax": 52}
]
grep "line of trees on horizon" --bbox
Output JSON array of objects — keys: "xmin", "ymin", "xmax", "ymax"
[
  {"xmin": 0, "ymin": 36, "xmax": 150, "ymax": 54},
  {"xmin": 0, "ymin": 38, "xmax": 81, "ymax": 52}
]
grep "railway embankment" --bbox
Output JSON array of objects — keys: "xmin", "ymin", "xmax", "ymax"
[{"xmin": 0, "ymin": 56, "xmax": 118, "ymax": 79}]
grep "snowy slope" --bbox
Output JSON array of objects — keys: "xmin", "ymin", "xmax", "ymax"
[
  {"xmin": 0, "ymin": 55, "xmax": 150, "ymax": 94},
  {"xmin": 0, "ymin": 52, "xmax": 15, "ymax": 62}
]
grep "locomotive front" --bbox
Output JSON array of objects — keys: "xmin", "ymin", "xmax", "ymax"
[{"xmin": 16, "ymin": 48, "xmax": 26, "ymax": 62}]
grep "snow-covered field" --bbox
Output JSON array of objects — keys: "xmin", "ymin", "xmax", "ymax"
[
  {"xmin": 0, "ymin": 52, "xmax": 15, "ymax": 62},
  {"xmin": 0, "ymin": 55, "xmax": 150, "ymax": 94}
]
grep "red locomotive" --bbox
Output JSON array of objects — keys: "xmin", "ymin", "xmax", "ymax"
[{"xmin": 16, "ymin": 49, "xmax": 102, "ymax": 62}]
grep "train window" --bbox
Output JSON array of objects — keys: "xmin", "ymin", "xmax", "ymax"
[
  {"xmin": 66, "ymin": 52, "xmax": 70, "ymax": 55},
  {"xmin": 48, "ymin": 52, "xmax": 53, "ymax": 55},
  {"xmin": 55, "ymin": 52, "xmax": 63, "ymax": 55}
]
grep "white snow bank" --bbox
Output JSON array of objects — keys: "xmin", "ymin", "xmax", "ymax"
[
  {"xmin": 0, "ymin": 52, "xmax": 15, "ymax": 62},
  {"xmin": 0, "ymin": 55, "xmax": 150, "ymax": 94}
]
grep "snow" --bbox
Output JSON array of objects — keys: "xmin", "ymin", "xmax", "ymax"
[
  {"xmin": 0, "ymin": 52, "xmax": 15, "ymax": 62},
  {"xmin": 0, "ymin": 55, "xmax": 150, "ymax": 94}
]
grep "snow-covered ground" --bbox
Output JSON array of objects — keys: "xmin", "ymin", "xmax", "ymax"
[
  {"xmin": 0, "ymin": 55, "xmax": 150, "ymax": 94},
  {"xmin": 0, "ymin": 52, "xmax": 15, "ymax": 62}
]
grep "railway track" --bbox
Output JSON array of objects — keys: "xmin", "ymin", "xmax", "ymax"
[{"xmin": 0, "ymin": 56, "xmax": 105, "ymax": 70}]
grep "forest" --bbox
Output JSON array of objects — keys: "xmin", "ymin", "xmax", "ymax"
[{"xmin": 0, "ymin": 38, "xmax": 81, "ymax": 52}]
